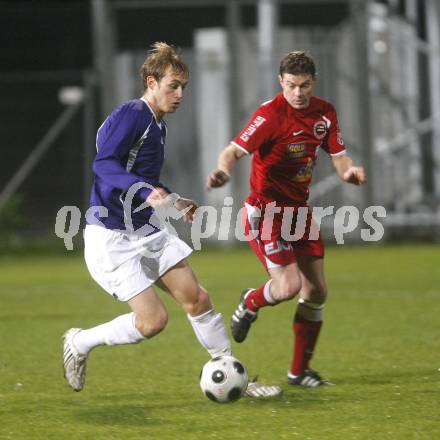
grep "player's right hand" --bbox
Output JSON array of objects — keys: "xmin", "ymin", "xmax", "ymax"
[
  {"xmin": 207, "ymin": 169, "xmax": 230, "ymax": 189},
  {"xmin": 146, "ymin": 187, "xmax": 172, "ymax": 209},
  {"xmin": 174, "ymin": 197, "xmax": 198, "ymax": 223}
]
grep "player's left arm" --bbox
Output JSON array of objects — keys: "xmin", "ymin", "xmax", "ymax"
[
  {"xmin": 331, "ymin": 154, "xmax": 367, "ymax": 185},
  {"xmin": 325, "ymin": 103, "xmax": 366, "ymax": 186}
]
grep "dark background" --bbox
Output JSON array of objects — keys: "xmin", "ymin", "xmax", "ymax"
[{"xmin": 0, "ymin": 0, "xmax": 349, "ymax": 240}]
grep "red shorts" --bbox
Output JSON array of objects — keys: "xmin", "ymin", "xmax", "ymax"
[{"xmin": 242, "ymin": 196, "xmax": 324, "ymax": 271}]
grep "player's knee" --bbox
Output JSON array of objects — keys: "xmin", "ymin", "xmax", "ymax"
[
  {"xmin": 306, "ymin": 284, "xmax": 328, "ymax": 304},
  {"xmin": 136, "ymin": 311, "xmax": 168, "ymax": 338},
  {"xmin": 319, "ymin": 284, "xmax": 328, "ymax": 302}
]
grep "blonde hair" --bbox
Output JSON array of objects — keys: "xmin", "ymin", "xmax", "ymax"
[{"xmin": 140, "ymin": 42, "xmax": 189, "ymax": 90}]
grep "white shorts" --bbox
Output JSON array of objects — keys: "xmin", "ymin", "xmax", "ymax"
[{"xmin": 84, "ymin": 224, "xmax": 193, "ymax": 301}]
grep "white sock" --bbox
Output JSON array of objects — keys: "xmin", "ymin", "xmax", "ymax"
[
  {"xmin": 73, "ymin": 312, "xmax": 145, "ymax": 355},
  {"xmin": 263, "ymin": 279, "xmax": 276, "ymax": 304},
  {"xmin": 187, "ymin": 309, "xmax": 232, "ymax": 358},
  {"xmin": 296, "ymin": 298, "xmax": 324, "ymax": 321}
]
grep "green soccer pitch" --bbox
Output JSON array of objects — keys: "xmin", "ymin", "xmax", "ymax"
[{"xmin": 0, "ymin": 244, "xmax": 439, "ymax": 440}]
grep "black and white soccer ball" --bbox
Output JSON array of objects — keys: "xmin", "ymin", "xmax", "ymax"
[{"xmin": 200, "ymin": 355, "xmax": 248, "ymax": 403}]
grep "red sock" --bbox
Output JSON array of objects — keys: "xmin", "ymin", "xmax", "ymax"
[
  {"xmin": 244, "ymin": 285, "xmax": 272, "ymax": 312},
  {"xmin": 290, "ymin": 314, "xmax": 323, "ymax": 376}
]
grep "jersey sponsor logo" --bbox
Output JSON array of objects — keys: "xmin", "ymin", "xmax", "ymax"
[
  {"xmin": 291, "ymin": 158, "xmax": 314, "ymax": 182},
  {"xmin": 264, "ymin": 240, "xmax": 292, "ymax": 255},
  {"xmin": 287, "ymin": 142, "xmax": 306, "ymax": 158},
  {"xmin": 239, "ymin": 115, "xmax": 266, "ymax": 142},
  {"xmin": 313, "ymin": 121, "xmax": 327, "ymax": 140}
]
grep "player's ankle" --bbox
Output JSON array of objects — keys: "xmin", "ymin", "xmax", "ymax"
[{"xmin": 244, "ymin": 293, "xmax": 258, "ymax": 312}]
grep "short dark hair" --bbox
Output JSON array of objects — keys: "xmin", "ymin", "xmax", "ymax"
[
  {"xmin": 279, "ymin": 51, "xmax": 316, "ymax": 77},
  {"xmin": 140, "ymin": 42, "xmax": 189, "ymax": 90}
]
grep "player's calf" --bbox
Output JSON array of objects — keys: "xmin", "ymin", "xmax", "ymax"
[
  {"xmin": 188, "ymin": 308, "xmax": 232, "ymax": 357},
  {"xmin": 183, "ymin": 286, "xmax": 212, "ymax": 317},
  {"xmin": 270, "ymin": 275, "xmax": 301, "ymax": 302}
]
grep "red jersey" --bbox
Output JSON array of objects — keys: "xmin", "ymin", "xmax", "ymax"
[{"xmin": 232, "ymin": 93, "xmax": 346, "ymax": 205}]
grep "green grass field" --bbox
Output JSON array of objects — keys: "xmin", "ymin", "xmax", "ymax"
[{"xmin": 1, "ymin": 244, "xmax": 439, "ymax": 440}]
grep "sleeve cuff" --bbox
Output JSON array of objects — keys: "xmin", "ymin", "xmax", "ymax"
[
  {"xmin": 156, "ymin": 183, "xmax": 172, "ymax": 194},
  {"xmin": 330, "ymin": 150, "xmax": 346, "ymax": 157},
  {"xmin": 139, "ymin": 186, "xmax": 153, "ymax": 200},
  {"xmin": 231, "ymin": 141, "xmax": 250, "ymax": 155}
]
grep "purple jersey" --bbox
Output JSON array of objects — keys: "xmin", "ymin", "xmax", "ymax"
[{"xmin": 89, "ymin": 98, "xmax": 170, "ymax": 233}]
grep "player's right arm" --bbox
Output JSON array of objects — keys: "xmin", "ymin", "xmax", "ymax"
[
  {"xmin": 207, "ymin": 144, "xmax": 246, "ymax": 188},
  {"xmin": 207, "ymin": 106, "xmax": 274, "ymax": 189}
]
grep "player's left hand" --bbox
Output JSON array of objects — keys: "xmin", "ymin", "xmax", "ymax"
[
  {"xmin": 174, "ymin": 197, "xmax": 198, "ymax": 223},
  {"xmin": 343, "ymin": 166, "xmax": 366, "ymax": 185}
]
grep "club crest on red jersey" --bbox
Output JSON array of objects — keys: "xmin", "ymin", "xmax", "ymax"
[{"xmin": 313, "ymin": 121, "xmax": 327, "ymax": 140}]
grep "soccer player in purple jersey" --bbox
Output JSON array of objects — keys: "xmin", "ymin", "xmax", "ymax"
[{"xmin": 62, "ymin": 43, "xmax": 235, "ymax": 392}]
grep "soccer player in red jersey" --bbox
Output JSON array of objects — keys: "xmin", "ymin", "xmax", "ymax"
[{"xmin": 207, "ymin": 51, "xmax": 366, "ymax": 386}]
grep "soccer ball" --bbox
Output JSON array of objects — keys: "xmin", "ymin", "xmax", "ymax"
[{"xmin": 199, "ymin": 355, "xmax": 248, "ymax": 403}]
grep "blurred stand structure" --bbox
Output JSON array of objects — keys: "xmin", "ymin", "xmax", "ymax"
[{"xmin": 0, "ymin": 0, "xmax": 439, "ymax": 246}]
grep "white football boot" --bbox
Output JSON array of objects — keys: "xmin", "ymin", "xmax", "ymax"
[
  {"xmin": 63, "ymin": 328, "xmax": 87, "ymax": 392},
  {"xmin": 245, "ymin": 376, "xmax": 283, "ymax": 398}
]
